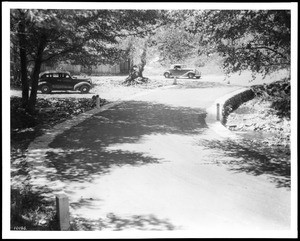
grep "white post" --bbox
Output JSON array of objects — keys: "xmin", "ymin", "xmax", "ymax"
[
  {"xmin": 173, "ymin": 77, "xmax": 177, "ymax": 85},
  {"xmin": 216, "ymin": 103, "xmax": 220, "ymax": 121},
  {"xmin": 56, "ymin": 194, "xmax": 70, "ymax": 231}
]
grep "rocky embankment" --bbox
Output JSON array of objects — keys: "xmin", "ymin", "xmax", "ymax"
[
  {"xmin": 226, "ymin": 79, "xmax": 291, "ymax": 157},
  {"xmin": 224, "ymin": 79, "xmax": 291, "ymax": 189},
  {"xmin": 226, "ymin": 97, "xmax": 290, "ymax": 147}
]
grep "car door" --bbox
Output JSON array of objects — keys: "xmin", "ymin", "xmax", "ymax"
[
  {"xmin": 60, "ymin": 73, "xmax": 74, "ymax": 90},
  {"xmin": 51, "ymin": 73, "xmax": 65, "ymax": 90},
  {"xmin": 48, "ymin": 73, "xmax": 60, "ymax": 89},
  {"xmin": 171, "ymin": 65, "xmax": 182, "ymax": 76}
]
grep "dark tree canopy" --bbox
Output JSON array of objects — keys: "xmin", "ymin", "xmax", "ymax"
[
  {"xmin": 10, "ymin": 9, "xmax": 165, "ymax": 111},
  {"xmin": 10, "ymin": 9, "xmax": 164, "ymax": 67}
]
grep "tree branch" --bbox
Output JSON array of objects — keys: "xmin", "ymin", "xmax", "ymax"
[
  {"xmin": 115, "ymin": 23, "xmax": 164, "ymax": 38},
  {"xmin": 41, "ymin": 43, "xmax": 84, "ymax": 63},
  {"xmin": 237, "ymin": 45, "xmax": 289, "ymax": 61},
  {"xmin": 253, "ymin": 46, "xmax": 289, "ymax": 60}
]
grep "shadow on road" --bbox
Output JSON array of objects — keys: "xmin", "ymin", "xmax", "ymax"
[
  {"xmin": 200, "ymin": 138, "xmax": 290, "ymax": 189},
  {"xmin": 71, "ymin": 213, "xmax": 178, "ymax": 231},
  {"xmin": 175, "ymin": 81, "xmax": 228, "ymax": 89},
  {"xmin": 44, "ymin": 101, "xmax": 207, "ymax": 183},
  {"xmin": 38, "ymin": 91, "xmax": 94, "ymax": 95}
]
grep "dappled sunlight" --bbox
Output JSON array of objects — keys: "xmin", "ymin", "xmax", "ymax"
[
  {"xmin": 45, "ymin": 148, "xmax": 161, "ymax": 183},
  {"xmin": 70, "ymin": 197, "xmax": 104, "ymax": 211},
  {"xmin": 198, "ymin": 138, "xmax": 290, "ymax": 189},
  {"xmin": 45, "ymin": 100, "xmax": 208, "ymax": 181},
  {"xmin": 175, "ymin": 80, "xmax": 228, "ymax": 89},
  {"xmin": 18, "ymin": 100, "xmax": 208, "ymax": 200},
  {"xmin": 17, "ymin": 97, "xmax": 291, "ymax": 231},
  {"xmin": 130, "ymin": 85, "xmax": 239, "ymax": 109},
  {"xmin": 71, "ymin": 213, "xmax": 179, "ymax": 231},
  {"xmin": 104, "ymin": 132, "xmax": 209, "ymax": 165},
  {"xmin": 14, "ymin": 100, "xmax": 209, "ymax": 223}
]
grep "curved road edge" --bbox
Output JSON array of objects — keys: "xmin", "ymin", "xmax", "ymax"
[
  {"xmin": 205, "ymin": 87, "xmax": 252, "ymax": 139},
  {"xmin": 27, "ymin": 85, "xmax": 177, "ymax": 150}
]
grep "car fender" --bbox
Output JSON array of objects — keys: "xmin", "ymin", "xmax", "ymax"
[
  {"xmin": 38, "ymin": 81, "xmax": 50, "ymax": 87},
  {"xmin": 188, "ymin": 70, "xmax": 196, "ymax": 74},
  {"xmin": 74, "ymin": 82, "xmax": 92, "ymax": 90},
  {"xmin": 180, "ymin": 70, "xmax": 194, "ymax": 77}
]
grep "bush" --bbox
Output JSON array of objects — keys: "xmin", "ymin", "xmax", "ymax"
[
  {"xmin": 251, "ymin": 78, "xmax": 290, "ymax": 119},
  {"xmin": 11, "ymin": 97, "xmax": 107, "ymax": 130},
  {"xmin": 11, "ymin": 188, "xmax": 59, "ymax": 230}
]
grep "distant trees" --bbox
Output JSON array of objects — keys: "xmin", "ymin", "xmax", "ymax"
[
  {"xmin": 119, "ymin": 12, "xmax": 169, "ymax": 84},
  {"xmin": 152, "ymin": 10, "xmax": 202, "ymax": 67},
  {"xmin": 10, "ymin": 9, "xmax": 164, "ymax": 112},
  {"xmin": 154, "ymin": 25, "xmax": 201, "ymax": 67}
]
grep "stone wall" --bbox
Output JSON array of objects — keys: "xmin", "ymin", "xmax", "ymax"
[{"xmin": 221, "ymin": 89, "xmax": 255, "ymax": 125}]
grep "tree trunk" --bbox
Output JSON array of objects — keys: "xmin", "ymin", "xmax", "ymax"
[
  {"xmin": 122, "ymin": 38, "xmax": 149, "ymax": 85},
  {"xmin": 138, "ymin": 38, "xmax": 149, "ymax": 77},
  {"xmin": 28, "ymin": 35, "xmax": 47, "ymax": 113},
  {"xmin": 18, "ymin": 11, "xmax": 29, "ymax": 109}
]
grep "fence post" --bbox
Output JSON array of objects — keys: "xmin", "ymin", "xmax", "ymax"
[
  {"xmin": 56, "ymin": 194, "xmax": 70, "ymax": 231},
  {"xmin": 216, "ymin": 103, "xmax": 220, "ymax": 121},
  {"xmin": 173, "ymin": 77, "xmax": 177, "ymax": 85},
  {"xmin": 96, "ymin": 95, "xmax": 100, "ymax": 108}
]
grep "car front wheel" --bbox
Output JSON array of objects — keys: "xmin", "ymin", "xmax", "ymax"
[
  {"xmin": 188, "ymin": 73, "xmax": 195, "ymax": 79},
  {"xmin": 40, "ymin": 84, "xmax": 52, "ymax": 94},
  {"xmin": 80, "ymin": 85, "xmax": 90, "ymax": 93},
  {"xmin": 164, "ymin": 72, "xmax": 171, "ymax": 78}
]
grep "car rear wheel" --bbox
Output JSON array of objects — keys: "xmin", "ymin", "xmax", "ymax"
[
  {"xmin": 40, "ymin": 84, "xmax": 52, "ymax": 94},
  {"xmin": 80, "ymin": 85, "xmax": 90, "ymax": 93},
  {"xmin": 164, "ymin": 72, "xmax": 171, "ymax": 78},
  {"xmin": 188, "ymin": 73, "xmax": 195, "ymax": 79}
]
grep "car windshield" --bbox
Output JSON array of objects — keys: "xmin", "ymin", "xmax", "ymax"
[{"xmin": 39, "ymin": 71, "xmax": 71, "ymax": 78}]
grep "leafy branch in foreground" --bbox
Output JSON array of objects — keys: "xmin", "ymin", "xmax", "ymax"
[{"xmin": 187, "ymin": 10, "xmax": 290, "ymax": 78}]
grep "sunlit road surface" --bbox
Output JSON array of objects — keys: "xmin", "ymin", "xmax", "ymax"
[{"xmin": 32, "ymin": 81, "xmax": 290, "ymax": 232}]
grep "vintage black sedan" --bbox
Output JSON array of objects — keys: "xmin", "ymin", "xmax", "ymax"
[
  {"xmin": 163, "ymin": 64, "xmax": 201, "ymax": 79},
  {"xmin": 38, "ymin": 71, "xmax": 93, "ymax": 94}
]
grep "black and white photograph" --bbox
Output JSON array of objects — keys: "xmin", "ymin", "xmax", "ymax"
[{"xmin": 2, "ymin": 2, "xmax": 298, "ymax": 239}]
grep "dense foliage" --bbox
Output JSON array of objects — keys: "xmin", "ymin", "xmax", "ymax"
[
  {"xmin": 154, "ymin": 25, "xmax": 201, "ymax": 66},
  {"xmin": 187, "ymin": 10, "xmax": 290, "ymax": 77},
  {"xmin": 10, "ymin": 9, "xmax": 165, "ymax": 112},
  {"xmin": 252, "ymin": 78, "xmax": 290, "ymax": 118}
]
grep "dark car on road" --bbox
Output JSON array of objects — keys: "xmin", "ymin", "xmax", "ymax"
[
  {"xmin": 38, "ymin": 71, "xmax": 93, "ymax": 94},
  {"xmin": 163, "ymin": 64, "xmax": 201, "ymax": 79}
]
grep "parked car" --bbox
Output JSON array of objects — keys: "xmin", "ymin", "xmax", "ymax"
[
  {"xmin": 38, "ymin": 71, "xmax": 93, "ymax": 94},
  {"xmin": 163, "ymin": 64, "xmax": 201, "ymax": 79}
]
